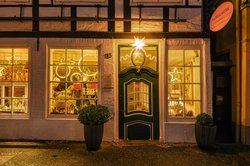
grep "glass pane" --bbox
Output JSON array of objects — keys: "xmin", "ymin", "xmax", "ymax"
[
  {"xmin": 119, "ymin": 46, "xmax": 134, "ymax": 71},
  {"xmin": 66, "ymin": 100, "xmax": 79, "ymax": 114},
  {"xmin": 168, "ymin": 67, "xmax": 183, "ymax": 83},
  {"xmin": 70, "ymin": 66, "xmax": 82, "ymax": 82},
  {"xmin": 0, "ymin": 99, "xmax": 11, "ymax": 113},
  {"xmin": 14, "ymin": 86, "xmax": 26, "ymax": 97},
  {"xmin": 79, "ymin": 66, "xmax": 98, "ymax": 82},
  {"xmin": 168, "ymin": 50, "xmax": 184, "ymax": 66},
  {"xmin": 185, "ymin": 67, "xmax": 200, "ymax": 83},
  {"xmin": 127, "ymin": 82, "xmax": 149, "ymax": 113},
  {"xmin": 141, "ymin": 46, "xmax": 158, "ymax": 71},
  {"xmin": 82, "ymin": 83, "xmax": 98, "ymax": 98},
  {"xmin": 66, "ymin": 49, "xmax": 82, "ymax": 65},
  {"xmin": 50, "ymin": 49, "xmax": 66, "ymax": 65},
  {"xmin": 185, "ymin": 50, "xmax": 200, "ymax": 66},
  {"xmin": 185, "ymin": 101, "xmax": 200, "ymax": 117},
  {"xmin": 4, "ymin": 86, "xmax": 12, "ymax": 97},
  {"xmin": 50, "ymin": 83, "xmax": 66, "ymax": 99},
  {"xmin": 168, "ymin": 84, "xmax": 184, "ymax": 100},
  {"xmin": 82, "ymin": 50, "xmax": 98, "ymax": 65},
  {"xmin": 0, "ymin": 48, "xmax": 12, "ymax": 65},
  {"xmin": 0, "ymin": 66, "xmax": 12, "ymax": 81},
  {"xmin": 13, "ymin": 66, "xmax": 28, "ymax": 81},
  {"xmin": 50, "ymin": 99, "xmax": 66, "ymax": 114},
  {"xmin": 184, "ymin": 84, "xmax": 200, "ymax": 100},
  {"xmin": 168, "ymin": 100, "xmax": 184, "ymax": 117},
  {"xmin": 54, "ymin": 65, "xmax": 71, "ymax": 81},
  {"xmin": 13, "ymin": 48, "xmax": 28, "ymax": 65},
  {"xmin": 13, "ymin": 98, "xmax": 27, "ymax": 113}
]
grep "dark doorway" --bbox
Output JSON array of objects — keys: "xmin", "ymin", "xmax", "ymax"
[{"xmin": 212, "ymin": 57, "xmax": 234, "ymax": 143}]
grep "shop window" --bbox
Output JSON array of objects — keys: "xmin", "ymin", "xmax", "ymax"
[
  {"xmin": 0, "ymin": 48, "xmax": 29, "ymax": 116},
  {"xmin": 49, "ymin": 49, "xmax": 98, "ymax": 115},
  {"xmin": 167, "ymin": 50, "xmax": 201, "ymax": 118}
]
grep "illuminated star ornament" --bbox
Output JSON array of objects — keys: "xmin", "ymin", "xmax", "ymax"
[
  {"xmin": 0, "ymin": 67, "xmax": 4, "ymax": 77},
  {"xmin": 168, "ymin": 67, "xmax": 182, "ymax": 82},
  {"xmin": 132, "ymin": 36, "xmax": 146, "ymax": 51}
]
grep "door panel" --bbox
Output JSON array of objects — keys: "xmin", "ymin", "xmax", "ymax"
[{"xmin": 119, "ymin": 69, "xmax": 159, "ymax": 140}]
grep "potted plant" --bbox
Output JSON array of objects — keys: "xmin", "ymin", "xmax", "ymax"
[
  {"xmin": 195, "ymin": 113, "xmax": 217, "ymax": 150},
  {"xmin": 78, "ymin": 104, "xmax": 111, "ymax": 151}
]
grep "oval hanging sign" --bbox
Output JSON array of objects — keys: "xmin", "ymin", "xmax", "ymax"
[{"xmin": 209, "ymin": 1, "xmax": 234, "ymax": 32}]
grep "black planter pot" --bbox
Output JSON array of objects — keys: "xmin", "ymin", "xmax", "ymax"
[
  {"xmin": 195, "ymin": 123, "xmax": 217, "ymax": 150},
  {"xmin": 84, "ymin": 124, "xmax": 104, "ymax": 151}
]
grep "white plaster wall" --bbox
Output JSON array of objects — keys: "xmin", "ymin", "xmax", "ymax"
[{"xmin": 0, "ymin": 38, "xmax": 115, "ymax": 141}]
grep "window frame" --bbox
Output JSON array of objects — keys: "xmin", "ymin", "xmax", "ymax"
[
  {"xmin": 0, "ymin": 46, "xmax": 30, "ymax": 119},
  {"xmin": 166, "ymin": 45, "xmax": 203, "ymax": 122},
  {"xmin": 46, "ymin": 46, "xmax": 101, "ymax": 120}
]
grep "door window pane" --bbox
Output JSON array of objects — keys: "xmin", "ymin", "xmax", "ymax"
[{"xmin": 126, "ymin": 81, "xmax": 149, "ymax": 114}]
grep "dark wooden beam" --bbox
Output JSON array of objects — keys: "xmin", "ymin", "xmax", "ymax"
[
  {"xmin": 108, "ymin": 0, "xmax": 115, "ymax": 32},
  {"xmin": 0, "ymin": 31, "xmax": 210, "ymax": 39},
  {"xmin": 71, "ymin": 7, "xmax": 77, "ymax": 31},
  {"xmin": 124, "ymin": 0, "xmax": 131, "ymax": 32},
  {"xmin": 163, "ymin": 7, "xmax": 169, "ymax": 32},
  {"xmin": 32, "ymin": 0, "xmax": 39, "ymax": 31}
]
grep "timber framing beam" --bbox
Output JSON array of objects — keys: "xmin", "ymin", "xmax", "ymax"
[{"xmin": 0, "ymin": 31, "xmax": 209, "ymax": 39}]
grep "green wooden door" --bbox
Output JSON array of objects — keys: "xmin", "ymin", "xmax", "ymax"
[{"xmin": 118, "ymin": 45, "xmax": 159, "ymax": 140}]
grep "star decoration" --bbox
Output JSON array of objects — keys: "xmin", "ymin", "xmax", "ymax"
[
  {"xmin": 132, "ymin": 36, "xmax": 145, "ymax": 51},
  {"xmin": 168, "ymin": 67, "xmax": 182, "ymax": 82},
  {"xmin": 0, "ymin": 67, "xmax": 4, "ymax": 77}
]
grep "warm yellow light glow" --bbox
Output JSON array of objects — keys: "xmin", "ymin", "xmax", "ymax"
[{"xmin": 132, "ymin": 36, "xmax": 145, "ymax": 51}]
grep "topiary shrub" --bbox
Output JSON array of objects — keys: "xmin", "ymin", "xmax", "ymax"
[
  {"xmin": 196, "ymin": 113, "xmax": 214, "ymax": 126},
  {"xmin": 78, "ymin": 104, "xmax": 111, "ymax": 126}
]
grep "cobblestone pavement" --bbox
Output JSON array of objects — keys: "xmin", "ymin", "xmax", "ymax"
[{"xmin": 0, "ymin": 141, "xmax": 250, "ymax": 166}]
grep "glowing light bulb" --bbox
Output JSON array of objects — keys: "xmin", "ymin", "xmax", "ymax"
[{"xmin": 132, "ymin": 36, "xmax": 145, "ymax": 51}]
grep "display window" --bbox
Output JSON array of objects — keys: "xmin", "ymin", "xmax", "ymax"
[
  {"xmin": 49, "ymin": 49, "xmax": 98, "ymax": 115},
  {"xmin": 0, "ymin": 48, "xmax": 29, "ymax": 115},
  {"xmin": 167, "ymin": 50, "xmax": 201, "ymax": 118}
]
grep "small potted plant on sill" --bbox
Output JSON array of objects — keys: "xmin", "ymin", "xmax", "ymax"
[
  {"xmin": 195, "ymin": 113, "xmax": 217, "ymax": 150},
  {"xmin": 78, "ymin": 104, "xmax": 111, "ymax": 151}
]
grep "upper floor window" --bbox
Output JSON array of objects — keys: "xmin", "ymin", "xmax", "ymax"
[
  {"xmin": 0, "ymin": 48, "xmax": 29, "ymax": 117},
  {"xmin": 131, "ymin": 0, "xmax": 185, "ymax": 5},
  {"xmin": 54, "ymin": 0, "xmax": 107, "ymax": 4},
  {"xmin": 167, "ymin": 50, "xmax": 201, "ymax": 118},
  {"xmin": 49, "ymin": 49, "xmax": 98, "ymax": 116},
  {"xmin": 0, "ymin": 0, "xmax": 30, "ymax": 4}
]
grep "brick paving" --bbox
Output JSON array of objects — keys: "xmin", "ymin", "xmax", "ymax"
[{"xmin": 0, "ymin": 141, "xmax": 250, "ymax": 166}]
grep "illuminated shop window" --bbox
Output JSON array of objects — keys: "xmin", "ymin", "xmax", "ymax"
[
  {"xmin": 167, "ymin": 50, "xmax": 201, "ymax": 118},
  {"xmin": 0, "ymin": 48, "xmax": 29, "ymax": 115},
  {"xmin": 49, "ymin": 49, "xmax": 98, "ymax": 115}
]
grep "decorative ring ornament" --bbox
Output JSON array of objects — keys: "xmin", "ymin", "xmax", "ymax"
[
  {"xmin": 55, "ymin": 63, "xmax": 71, "ymax": 79},
  {"xmin": 130, "ymin": 48, "xmax": 146, "ymax": 72},
  {"xmin": 78, "ymin": 56, "xmax": 98, "ymax": 77}
]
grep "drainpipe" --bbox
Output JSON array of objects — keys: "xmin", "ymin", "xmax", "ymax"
[{"xmin": 236, "ymin": 0, "xmax": 242, "ymax": 143}]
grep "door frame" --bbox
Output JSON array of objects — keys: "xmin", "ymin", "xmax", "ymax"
[{"xmin": 113, "ymin": 39, "xmax": 165, "ymax": 141}]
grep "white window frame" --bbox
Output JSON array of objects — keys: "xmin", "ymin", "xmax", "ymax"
[
  {"xmin": 0, "ymin": 46, "xmax": 30, "ymax": 119},
  {"xmin": 166, "ymin": 41, "xmax": 204, "ymax": 123},
  {"xmin": 46, "ymin": 46, "xmax": 101, "ymax": 120}
]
